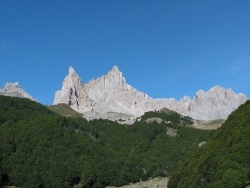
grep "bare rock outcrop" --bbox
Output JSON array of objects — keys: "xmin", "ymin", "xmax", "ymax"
[
  {"xmin": 54, "ymin": 66, "xmax": 157, "ymax": 119},
  {"xmin": 0, "ymin": 82, "xmax": 37, "ymax": 101},
  {"xmin": 181, "ymin": 86, "xmax": 247, "ymax": 120},
  {"xmin": 54, "ymin": 66, "xmax": 248, "ymax": 121},
  {"xmin": 54, "ymin": 66, "xmax": 83, "ymax": 107}
]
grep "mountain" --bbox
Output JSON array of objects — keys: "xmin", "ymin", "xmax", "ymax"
[
  {"xmin": 54, "ymin": 66, "xmax": 156, "ymax": 120},
  {"xmin": 0, "ymin": 82, "xmax": 37, "ymax": 102},
  {"xmin": 168, "ymin": 100, "xmax": 250, "ymax": 188},
  {"xmin": 54, "ymin": 66, "xmax": 247, "ymax": 121},
  {"xmin": 178, "ymin": 86, "xmax": 247, "ymax": 120}
]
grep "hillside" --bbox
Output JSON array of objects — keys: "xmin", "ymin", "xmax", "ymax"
[
  {"xmin": 168, "ymin": 100, "xmax": 250, "ymax": 188},
  {"xmin": 138, "ymin": 109, "xmax": 193, "ymax": 125},
  {"xmin": 0, "ymin": 96, "xmax": 213, "ymax": 188},
  {"xmin": 49, "ymin": 103, "xmax": 84, "ymax": 117}
]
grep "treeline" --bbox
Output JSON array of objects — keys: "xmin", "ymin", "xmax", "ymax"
[
  {"xmin": 0, "ymin": 96, "xmax": 213, "ymax": 187},
  {"xmin": 138, "ymin": 109, "xmax": 193, "ymax": 125},
  {"xmin": 168, "ymin": 100, "xmax": 250, "ymax": 188}
]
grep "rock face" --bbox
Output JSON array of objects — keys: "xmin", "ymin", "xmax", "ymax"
[
  {"xmin": 0, "ymin": 82, "xmax": 37, "ymax": 101},
  {"xmin": 180, "ymin": 87, "xmax": 247, "ymax": 120},
  {"xmin": 54, "ymin": 66, "xmax": 248, "ymax": 121},
  {"xmin": 54, "ymin": 66, "xmax": 156, "ymax": 118},
  {"xmin": 54, "ymin": 67, "xmax": 83, "ymax": 107}
]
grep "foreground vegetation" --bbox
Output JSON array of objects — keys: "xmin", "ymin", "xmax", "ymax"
[
  {"xmin": 0, "ymin": 96, "xmax": 213, "ymax": 188},
  {"xmin": 168, "ymin": 100, "xmax": 250, "ymax": 188},
  {"xmin": 49, "ymin": 104, "xmax": 83, "ymax": 117}
]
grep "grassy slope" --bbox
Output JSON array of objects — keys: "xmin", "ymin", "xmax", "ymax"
[{"xmin": 48, "ymin": 104, "xmax": 83, "ymax": 117}]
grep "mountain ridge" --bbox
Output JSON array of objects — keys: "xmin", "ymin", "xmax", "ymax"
[{"xmin": 54, "ymin": 66, "xmax": 248, "ymax": 121}]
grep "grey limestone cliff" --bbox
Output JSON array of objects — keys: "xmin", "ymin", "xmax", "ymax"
[
  {"xmin": 0, "ymin": 82, "xmax": 37, "ymax": 102},
  {"xmin": 54, "ymin": 66, "xmax": 248, "ymax": 121}
]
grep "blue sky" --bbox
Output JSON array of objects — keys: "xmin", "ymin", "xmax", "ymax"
[{"xmin": 0, "ymin": 0, "xmax": 250, "ymax": 104}]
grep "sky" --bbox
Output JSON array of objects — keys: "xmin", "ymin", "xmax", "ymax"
[{"xmin": 0, "ymin": 0, "xmax": 250, "ymax": 105}]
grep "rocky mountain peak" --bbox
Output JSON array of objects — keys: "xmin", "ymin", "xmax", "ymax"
[
  {"xmin": 5, "ymin": 82, "xmax": 20, "ymax": 89},
  {"xmin": 54, "ymin": 66, "xmax": 248, "ymax": 122},
  {"xmin": 69, "ymin": 66, "xmax": 78, "ymax": 76},
  {"xmin": 54, "ymin": 67, "xmax": 82, "ymax": 106},
  {"xmin": 0, "ymin": 82, "xmax": 37, "ymax": 101},
  {"xmin": 105, "ymin": 65, "xmax": 124, "ymax": 84},
  {"xmin": 66, "ymin": 66, "xmax": 81, "ymax": 85},
  {"xmin": 208, "ymin": 85, "xmax": 227, "ymax": 95},
  {"xmin": 195, "ymin": 89, "xmax": 205, "ymax": 99},
  {"xmin": 186, "ymin": 86, "xmax": 247, "ymax": 120},
  {"xmin": 111, "ymin": 65, "xmax": 119, "ymax": 73},
  {"xmin": 210, "ymin": 85, "xmax": 224, "ymax": 91}
]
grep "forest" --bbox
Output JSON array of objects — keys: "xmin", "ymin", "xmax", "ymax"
[
  {"xmin": 168, "ymin": 100, "xmax": 250, "ymax": 188},
  {"xmin": 0, "ymin": 95, "xmax": 213, "ymax": 188}
]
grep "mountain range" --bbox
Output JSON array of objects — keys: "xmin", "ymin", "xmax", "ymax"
[
  {"xmin": 0, "ymin": 66, "xmax": 248, "ymax": 123},
  {"xmin": 53, "ymin": 66, "xmax": 248, "ymax": 122}
]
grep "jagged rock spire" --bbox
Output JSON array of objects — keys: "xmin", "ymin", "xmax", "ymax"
[
  {"xmin": 112, "ymin": 65, "xmax": 119, "ymax": 72},
  {"xmin": 54, "ymin": 67, "xmax": 82, "ymax": 106},
  {"xmin": 53, "ymin": 66, "xmax": 248, "ymax": 121}
]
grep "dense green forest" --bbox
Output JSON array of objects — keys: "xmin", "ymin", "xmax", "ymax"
[
  {"xmin": 0, "ymin": 96, "xmax": 213, "ymax": 188},
  {"xmin": 168, "ymin": 100, "xmax": 250, "ymax": 188},
  {"xmin": 137, "ymin": 108, "xmax": 193, "ymax": 125}
]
